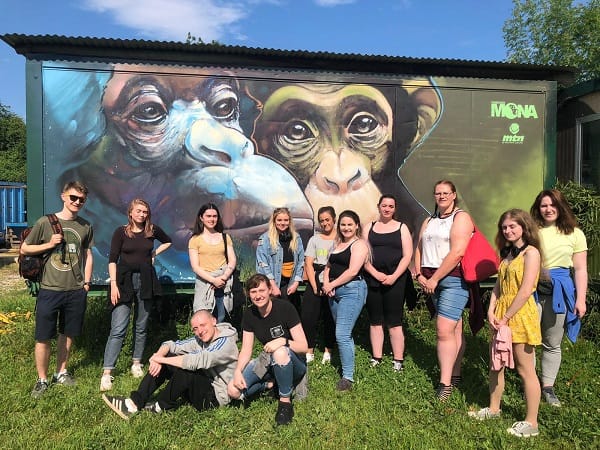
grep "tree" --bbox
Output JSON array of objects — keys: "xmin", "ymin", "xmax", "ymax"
[
  {"xmin": 0, "ymin": 102, "xmax": 26, "ymax": 182},
  {"xmin": 185, "ymin": 32, "xmax": 222, "ymax": 46},
  {"xmin": 503, "ymin": 0, "xmax": 600, "ymax": 84}
]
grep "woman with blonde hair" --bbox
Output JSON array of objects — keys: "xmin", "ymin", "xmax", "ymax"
[
  {"xmin": 101, "ymin": 198, "xmax": 172, "ymax": 392},
  {"xmin": 470, "ymin": 209, "xmax": 542, "ymax": 438},
  {"xmin": 256, "ymin": 207, "xmax": 305, "ymax": 311}
]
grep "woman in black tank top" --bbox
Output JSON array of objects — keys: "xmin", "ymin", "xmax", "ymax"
[
  {"xmin": 322, "ymin": 210, "xmax": 369, "ymax": 391},
  {"xmin": 363, "ymin": 194, "xmax": 413, "ymax": 372}
]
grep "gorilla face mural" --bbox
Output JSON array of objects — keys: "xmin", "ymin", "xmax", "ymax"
[
  {"xmin": 251, "ymin": 81, "xmax": 442, "ymax": 231},
  {"xmin": 47, "ymin": 65, "xmax": 313, "ymax": 280}
]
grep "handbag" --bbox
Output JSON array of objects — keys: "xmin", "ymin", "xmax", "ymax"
[{"xmin": 461, "ymin": 226, "xmax": 499, "ymax": 283}]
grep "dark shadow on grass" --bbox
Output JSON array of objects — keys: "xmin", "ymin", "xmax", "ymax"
[{"xmin": 72, "ymin": 289, "xmax": 192, "ymax": 376}]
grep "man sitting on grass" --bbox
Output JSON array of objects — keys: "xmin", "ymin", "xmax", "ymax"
[
  {"xmin": 227, "ymin": 273, "xmax": 308, "ymax": 425},
  {"xmin": 102, "ymin": 309, "xmax": 238, "ymax": 419}
]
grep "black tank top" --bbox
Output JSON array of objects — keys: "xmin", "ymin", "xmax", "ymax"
[
  {"xmin": 368, "ymin": 224, "xmax": 402, "ymax": 275},
  {"xmin": 329, "ymin": 241, "xmax": 357, "ymax": 280}
]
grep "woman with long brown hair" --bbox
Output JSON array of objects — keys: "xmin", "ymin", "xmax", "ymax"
[
  {"xmin": 470, "ymin": 209, "xmax": 542, "ymax": 438},
  {"xmin": 530, "ymin": 189, "xmax": 588, "ymax": 407}
]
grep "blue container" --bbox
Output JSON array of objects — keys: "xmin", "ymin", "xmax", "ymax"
[{"xmin": 0, "ymin": 182, "xmax": 27, "ymax": 235}]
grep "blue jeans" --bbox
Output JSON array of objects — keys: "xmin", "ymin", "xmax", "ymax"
[
  {"xmin": 329, "ymin": 279, "xmax": 367, "ymax": 381},
  {"xmin": 103, "ymin": 274, "xmax": 152, "ymax": 369},
  {"xmin": 241, "ymin": 349, "xmax": 306, "ymax": 398}
]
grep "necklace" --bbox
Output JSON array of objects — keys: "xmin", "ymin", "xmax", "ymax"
[{"xmin": 438, "ymin": 208, "xmax": 457, "ymax": 219}]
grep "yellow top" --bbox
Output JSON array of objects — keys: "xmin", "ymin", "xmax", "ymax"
[{"xmin": 188, "ymin": 234, "xmax": 232, "ymax": 272}]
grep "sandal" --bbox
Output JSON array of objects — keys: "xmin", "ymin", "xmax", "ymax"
[{"xmin": 436, "ymin": 383, "xmax": 453, "ymax": 402}]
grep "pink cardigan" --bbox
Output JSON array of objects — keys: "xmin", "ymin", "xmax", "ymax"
[{"xmin": 491, "ymin": 325, "xmax": 514, "ymax": 370}]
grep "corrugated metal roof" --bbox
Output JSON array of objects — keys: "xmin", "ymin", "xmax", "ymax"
[{"xmin": 1, "ymin": 33, "xmax": 578, "ymax": 84}]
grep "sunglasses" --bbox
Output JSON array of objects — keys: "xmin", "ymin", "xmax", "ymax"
[{"xmin": 68, "ymin": 194, "xmax": 87, "ymax": 204}]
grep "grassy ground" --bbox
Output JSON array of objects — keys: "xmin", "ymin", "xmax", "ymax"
[{"xmin": 1, "ymin": 262, "xmax": 599, "ymax": 450}]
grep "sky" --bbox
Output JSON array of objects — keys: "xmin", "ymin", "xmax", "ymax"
[{"xmin": 0, "ymin": 0, "xmax": 515, "ymax": 120}]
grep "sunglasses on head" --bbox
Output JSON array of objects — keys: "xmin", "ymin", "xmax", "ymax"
[{"xmin": 68, "ymin": 194, "xmax": 86, "ymax": 204}]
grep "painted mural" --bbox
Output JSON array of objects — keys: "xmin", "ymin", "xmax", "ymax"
[{"xmin": 39, "ymin": 62, "xmax": 549, "ymax": 282}]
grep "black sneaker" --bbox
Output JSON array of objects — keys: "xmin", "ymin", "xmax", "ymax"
[
  {"xmin": 336, "ymin": 378, "xmax": 353, "ymax": 391},
  {"xmin": 31, "ymin": 379, "xmax": 49, "ymax": 399},
  {"xmin": 102, "ymin": 394, "xmax": 137, "ymax": 420},
  {"xmin": 275, "ymin": 400, "xmax": 294, "ymax": 425},
  {"xmin": 52, "ymin": 371, "xmax": 76, "ymax": 386}
]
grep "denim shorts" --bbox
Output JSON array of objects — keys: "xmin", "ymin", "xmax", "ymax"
[{"xmin": 432, "ymin": 276, "xmax": 469, "ymax": 322}]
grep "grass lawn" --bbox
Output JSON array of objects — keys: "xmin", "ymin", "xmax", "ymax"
[{"xmin": 1, "ymin": 262, "xmax": 598, "ymax": 450}]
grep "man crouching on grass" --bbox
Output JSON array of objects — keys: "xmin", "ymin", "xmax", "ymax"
[
  {"xmin": 102, "ymin": 309, "xmax": 238, "ymax": 419},
  {"xmin": 227, "ymin": 273, "xmax": 308, "ymax": 425}
]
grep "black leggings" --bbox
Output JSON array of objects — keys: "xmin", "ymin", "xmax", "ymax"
[
  {"xmin": 130, "ymin": 365, "xmax": 218, "ymax": 412},
  {"xmin": 301, "ymin": 284, "xmax": 336, "ymax": 349}
]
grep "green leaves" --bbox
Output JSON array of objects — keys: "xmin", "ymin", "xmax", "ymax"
[
  {"xmin": 0, "ymin": 102, "xmax": 26, "ymax": 182},
  {"xmin": 503, "ymin": 0, "xmax": 600, "ymax": 84}
]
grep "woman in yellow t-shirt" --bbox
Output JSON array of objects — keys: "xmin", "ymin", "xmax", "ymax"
[
  {"xmin": 188, "ymin": 203, "xmax": 237, "ymax": 321},
  {"xmin": 530, "ymin": 189, "xmax": 588, "ymax": 407}
]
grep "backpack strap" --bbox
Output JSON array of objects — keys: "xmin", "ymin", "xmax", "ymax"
[
  {"xmin": 47, "ymin": 214, "xmax": 66, "ymax": 264},
  {"xmin": 47, "ymin": 214, "xmax": 63, "ymax": 235}
]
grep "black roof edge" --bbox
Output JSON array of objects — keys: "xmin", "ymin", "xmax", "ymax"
[{"xmin": 1, "ymin": 34, "xmax": 578, "ymax": 85}]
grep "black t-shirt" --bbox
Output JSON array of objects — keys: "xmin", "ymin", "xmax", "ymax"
[{"xmin": 242, "ymin": 298, "xmax": 301, "ymax": 345}]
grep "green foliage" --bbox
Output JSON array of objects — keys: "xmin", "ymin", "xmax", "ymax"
[
  {"xmin": 1, "ymin": 262, "xmax": 599, "ymax": 449},
  {"xmin": 554, "ymin": 180, "xmax": 600, "ymax": 252},
  {"xmin": 553, "ymin": 181, "xmax": 600, "ymax": 343},
  {"xmin": 503, "ymin": 0, "xmax": 600, "ymax": 84},
  {"xmin": 0, "ymin": 102, "xmax": 26, "ymax": 182},
  {"xmin": 185, "ymin": 32, "xmax": 222, "ymax": 46}
]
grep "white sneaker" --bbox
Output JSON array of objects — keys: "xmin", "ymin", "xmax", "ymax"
[
  {"xmin": 100, "ymin": 374, "xmax": 114, "ymax": 392},
  {"xmin": 130, "ymin": 364, "xmax": 144, "ymax": 378},
  {"xmin": 321, "ymin": 351, "xmax": 331, "ymax": 364},
  {"xmin": 306, "ymin": 353, "xmax": 315, "ymax": 363}
]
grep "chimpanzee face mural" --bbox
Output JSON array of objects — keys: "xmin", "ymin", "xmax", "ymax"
[{"xmin": 251, "ymin": 81, "xmax": 442, "ymax": 231}]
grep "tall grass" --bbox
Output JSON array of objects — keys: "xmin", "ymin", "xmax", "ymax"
[{"xmin": 0, "ymin": 262, "xmax": 598, "ymax": 450}]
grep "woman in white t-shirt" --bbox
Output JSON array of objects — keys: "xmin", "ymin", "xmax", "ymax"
[{"xmin": 530, "ymin": 189, "xmax": 587, "ymax": 407}]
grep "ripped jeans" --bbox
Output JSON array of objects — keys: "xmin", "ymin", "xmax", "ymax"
[{"xmin": 241, "ymin": 348, "xmax": 306, "ymax": 398}]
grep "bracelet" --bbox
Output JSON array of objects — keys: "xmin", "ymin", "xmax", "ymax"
[
  {"xmin": 502, "ymin": 314, "xmax": 511, "ymax": 321},
  {"xmin": 413, "ymin": 273, "xmax": 421, "ymax": 280}
]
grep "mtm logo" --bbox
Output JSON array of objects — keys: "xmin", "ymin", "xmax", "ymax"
[{"xmin": 491, "ymin": 101, "xmax": 538, "ymax": 119}]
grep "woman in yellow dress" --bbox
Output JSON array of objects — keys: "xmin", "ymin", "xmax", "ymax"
[{"xmin": 469, "ymin": 209, "xmax": 542, "ymax": 438}]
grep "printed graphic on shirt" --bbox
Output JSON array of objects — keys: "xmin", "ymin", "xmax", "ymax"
[
  {"xmin": 270, "ymin": 325, "xmax": 285, "ymax": 339},
  {"xmin": 49, "ymin": 227, "xmax": 83, "ymax": 272}
]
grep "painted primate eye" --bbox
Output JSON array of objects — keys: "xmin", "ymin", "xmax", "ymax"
[
  {"xmin": 205, "ymin": 82, "xmax": 240, "ymax": 123},
  {"xmin": 209, "ymin": 97, "xmax": 238, "ymax": 121},
  {"xmin": 283, "ymin": 120, "xmax": 315, "ymax": 142},
  {"xmin": 348, "ymin": 113, "xmax": 378, "ymax": 135},
  {"xmin": 130, "ymin": 101, "xmax": 168, "ymax": 125}
]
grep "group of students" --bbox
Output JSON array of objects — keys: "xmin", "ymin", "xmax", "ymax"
[{"xmin": 22, "ymin": 180, "xmax": 588, "ymax": 434}]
